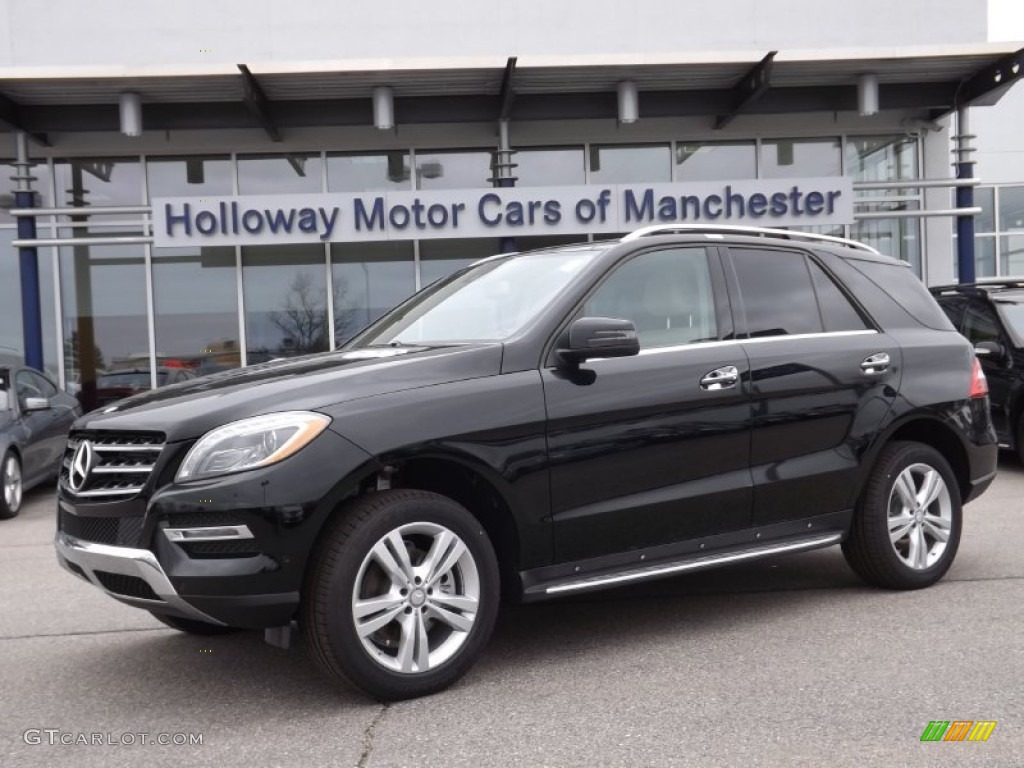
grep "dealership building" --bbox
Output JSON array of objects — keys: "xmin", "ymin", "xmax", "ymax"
[{"xmin": 1, "ymin": 0, "xmax": 1022, "ymax": 410}]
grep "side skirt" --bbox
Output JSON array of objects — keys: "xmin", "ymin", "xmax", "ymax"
[{"xmin": 519, "ymin": 510, "xmax": 851, "ymax": 601}]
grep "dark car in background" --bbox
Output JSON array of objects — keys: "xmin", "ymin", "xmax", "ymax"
[
  {"xmin": 94, "ymin": 365, "xmax": 197, "ymax": 409},
  {"xmin": 0, "ymin": 366, "xmax": 80, "ymax": 518},
  {"xmin": 931, "ymin": 279, "xmax": 1024, "ymax": 461},
  {"xmin": 56, "ymin": 225, "xmax": 996, "ymax": 700}
]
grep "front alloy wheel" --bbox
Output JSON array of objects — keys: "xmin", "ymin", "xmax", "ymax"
[
  {"xmin": 303, "ymin": 490, "xmax": 499, "ymax": 700},
  {"xmin": 353, "ymin": 522, "xmax": 481, "ymax": 674},
  {"xmin": 0, "ymin": 452, "xmax": 23, "ymax": 519}
]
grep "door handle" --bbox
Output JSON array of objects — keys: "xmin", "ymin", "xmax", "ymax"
[
  {"xmin": 700, "ymin": 365, "xmax": 739, "ymax": 390},
  {"xmin": 860, "ymin": 352, "xmax": 890, "ymax": 375}
]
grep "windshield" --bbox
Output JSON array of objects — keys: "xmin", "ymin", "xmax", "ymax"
[
  {"xmin": 353, "ymin": 246, "xmax": 604, "ymax": 346},
  {"xmin": 996, "ymin": 301, "xmax": 1024, "ymax": 345}
]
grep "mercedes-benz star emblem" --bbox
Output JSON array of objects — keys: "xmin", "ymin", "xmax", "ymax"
[{"xmin": 68, "ymin": 441, "xmax": 96, "ymax": 493}]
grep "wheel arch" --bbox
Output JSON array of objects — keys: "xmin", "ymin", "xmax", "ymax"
[
  {"xmin": 387, "ymin": 454, "xmax": 523, "ymax": 598},
  {"xmin": 859, "ymin": 415, "xmax": 971, "ymax": 504},
  {"xmin": 306, "ymin": 450, "xmax": 524, "ymax": 600}
]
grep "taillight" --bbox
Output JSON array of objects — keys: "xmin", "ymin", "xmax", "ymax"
[{"xmin": 969, "ymin": 358, "xmax": 989, "ymax": 398}]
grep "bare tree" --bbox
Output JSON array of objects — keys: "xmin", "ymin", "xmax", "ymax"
[
  {"xmin": 270, "ymin": 273, "xmax": 330, "ymax": 354},
  {"xmin": 271, "ymin": 272, "xmax": 365, "ymax": 353}
]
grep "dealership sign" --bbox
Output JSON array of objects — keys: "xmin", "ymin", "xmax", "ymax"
[{"xmin": 153, "ymin": 177, "xmax": 852, "ymax": 247}]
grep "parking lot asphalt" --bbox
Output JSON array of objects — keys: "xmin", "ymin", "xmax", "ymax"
[{"xmin": 2, "ymin": 459, "xmax": 1023, "ymax": 768}]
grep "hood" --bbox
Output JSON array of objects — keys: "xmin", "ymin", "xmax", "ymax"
[{"xmin": 76, "ymin": 343, "xmax": 503, "ymax": 441}]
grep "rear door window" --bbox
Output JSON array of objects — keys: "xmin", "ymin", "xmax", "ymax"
[
  {"xmin": 729, "ymin": 248, "xmax": 823, "ymax": 337},
  {"xmin": 808, "ymin": 261, "xmax": 870, "ymax": 332}
]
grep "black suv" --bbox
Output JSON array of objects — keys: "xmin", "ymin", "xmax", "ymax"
[
  {"xmin": 930, "ymin": 279, "xmax": 1024, "ymax": 461},
  {"xmin": 56, "ymin": 225, "xmax": 997, "ymax": 700}
]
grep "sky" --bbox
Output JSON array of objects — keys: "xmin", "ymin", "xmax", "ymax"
[{"xmin": 989, "ymin": 0, "xmax": 1024, "ymax": 41}]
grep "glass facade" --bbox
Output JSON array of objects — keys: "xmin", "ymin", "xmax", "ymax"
[
  {"xmin": 972, "ymin": 183, "xmax": 1024, "ymax": 277},
  {"xmin": 760, "ymin": 138, "xmax": 842, "ymax": 178},
  {"xmin": 153, "ymin": 246, "xmax": 241, "ymax": 374},
  {"xmin": 331, "ymin": 242, "xmax": 416, "ymax": 343},
  {"xmin": 674, "ymin": 141, "xmax": 756, "ymax": 181},
  {"xmin": 589, "ymin": 144, "xmax": 672, "ymax": 184},
  {"xmin": 60, "ymin": 240, "xmax": 148, "ymax": 407},
  {"xmin": 242, "ymin": 244, "xmax": 330, "ymax": 361},
  {"xmin": 3, "ymin": 132, "xmax": 948, "ymax": 411}
]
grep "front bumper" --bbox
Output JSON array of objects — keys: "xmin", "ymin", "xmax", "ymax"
[
  {"xmin": 55, "ymin": 427, "xmax": 377, "ymax": 628},
  {"xmin": 56, "ymin": 530, "xmax": 226, "ymax": 625}
]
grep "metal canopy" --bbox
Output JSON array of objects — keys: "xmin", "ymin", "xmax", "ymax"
[
  {"xmin": 715, "ymin": 51, "xmax": 776, "ymax": 130},
  {"xmin": 0, "ymin": 46, "xmax": 1019, "ymax": 135},
  {"xmin": 237, "ymin": 64, "xmax": 282, "ymax": 142}
]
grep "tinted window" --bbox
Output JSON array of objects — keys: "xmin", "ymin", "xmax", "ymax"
[
  {"xmin": 583, "ymin": 248, "xmax": 717, "ymax": 350},
  {"xmin": 962, "ymin": 305, "xmax": 1001, "ymax": 345},
  {"xmin": 995, "ymin": 302, "xmax": 1024, "ymax": 345},
  {"xmin": 934, "ymin": 296, "xmax": 967, "ymax": 329},
  {"xmin": 730, "ymin": 249, "xmax": 822, "ymax": 337},
  {"xmin": 808, "ymin": 261, "xmax": 869, "ymax": 332},
  {"xmin": 846, "ymin": 259, "xmax": 954, "ymax": 331}
]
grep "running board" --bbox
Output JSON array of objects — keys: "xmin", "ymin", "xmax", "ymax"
[{"xmin": 530, "ymin": 533, "xmax": 843, "ymax": 597}]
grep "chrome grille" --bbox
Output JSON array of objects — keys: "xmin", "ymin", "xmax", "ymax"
[{"xmin": 61, "ymin": 430, "xmax": 166, "ymax": 502}]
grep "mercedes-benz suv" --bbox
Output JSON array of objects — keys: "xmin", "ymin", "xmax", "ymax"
[{"xmin": 55, "ymin": 225, "xmax": 997, "ymax": 700}]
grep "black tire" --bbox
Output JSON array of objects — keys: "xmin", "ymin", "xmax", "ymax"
[
  {"xmin": 843, "ymin": 441, "xmax": 962, "ymax": 590},
  {"xmin": 302, "ymin": 489, "xmax": 500, "ymax": 701},
  {"xmin": 0, "ymin": 451, "xmax": 23, "ymax": 520},
  {"xmin": 149, "ymin": 611, "xmax": 240, "ymax": 635}
]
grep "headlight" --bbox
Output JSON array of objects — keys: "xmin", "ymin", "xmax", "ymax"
[{"xmin": 176, "ymin": 411, "xmax": 332, "ymax": 483}]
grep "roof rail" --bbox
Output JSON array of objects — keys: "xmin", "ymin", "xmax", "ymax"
[
  {"xmin": 621, "ymin": 224, "xmax": 880, "ymax": 255},
  {"xmin": 930, "ymin": 278, "xmax": 1024, "ymax": 293}
]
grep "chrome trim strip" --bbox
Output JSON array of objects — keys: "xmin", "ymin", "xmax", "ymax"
[
  {"xmin": 596, "ymin": 329, "xmax": 879, "ymax": 360},
  {"xmin": 739, "ymin": 329, "xmax": 878, "ymax": 345},
  {"xmin": 163, "ymin": 525, "xmax": 255, "ymax": 543},
  {"xmin": 54, "ymin": 531, "xmax": 226, "ymax": 625},
  {"xmin": 545, "ymin": 533, "xmax": 842, "ymax": 594},
  {"xmin": 92, "ymin": 465, "xmax": 155, "ymax": 474},
  {"xmin": 91, "ymin": 444, "xmax": 163, "ymax": 452},
  {"xmin": 68, "ymin": 487, "xmax": 144, "ymax": 497}
]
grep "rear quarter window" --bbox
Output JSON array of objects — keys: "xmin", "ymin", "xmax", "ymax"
[{"xmin": 846, "ymin": 258, "xmax": 955, "ymax": 331}]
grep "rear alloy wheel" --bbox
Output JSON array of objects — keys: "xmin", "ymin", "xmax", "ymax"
[
  {"xmin": 303, "ymin": 490, "xmax": 499, "ymax": 701},
  {"xmin": 843, "ymin": 441, "xmax": 962, "ymax": 589},
  {"xmin": 0, "ymin": 452, "xmax": 23, "ymax": 519}
]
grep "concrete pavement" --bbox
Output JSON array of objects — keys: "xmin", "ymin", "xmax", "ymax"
[{"xmin": 2, "ymin": 459, "xmax": 1022, "ymax": 767}]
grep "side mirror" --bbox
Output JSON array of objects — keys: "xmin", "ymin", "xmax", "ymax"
[
  {"xmin": 557, "ymin": 317, "xmax": 640, "ymax": 365},
  {"xmin": 974, "ymin": 341, "xmax": 1005, "ymax": 361},
  {"xmin": 23, "ymin": 396, "xmax": 51, "ymax": 411}
]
